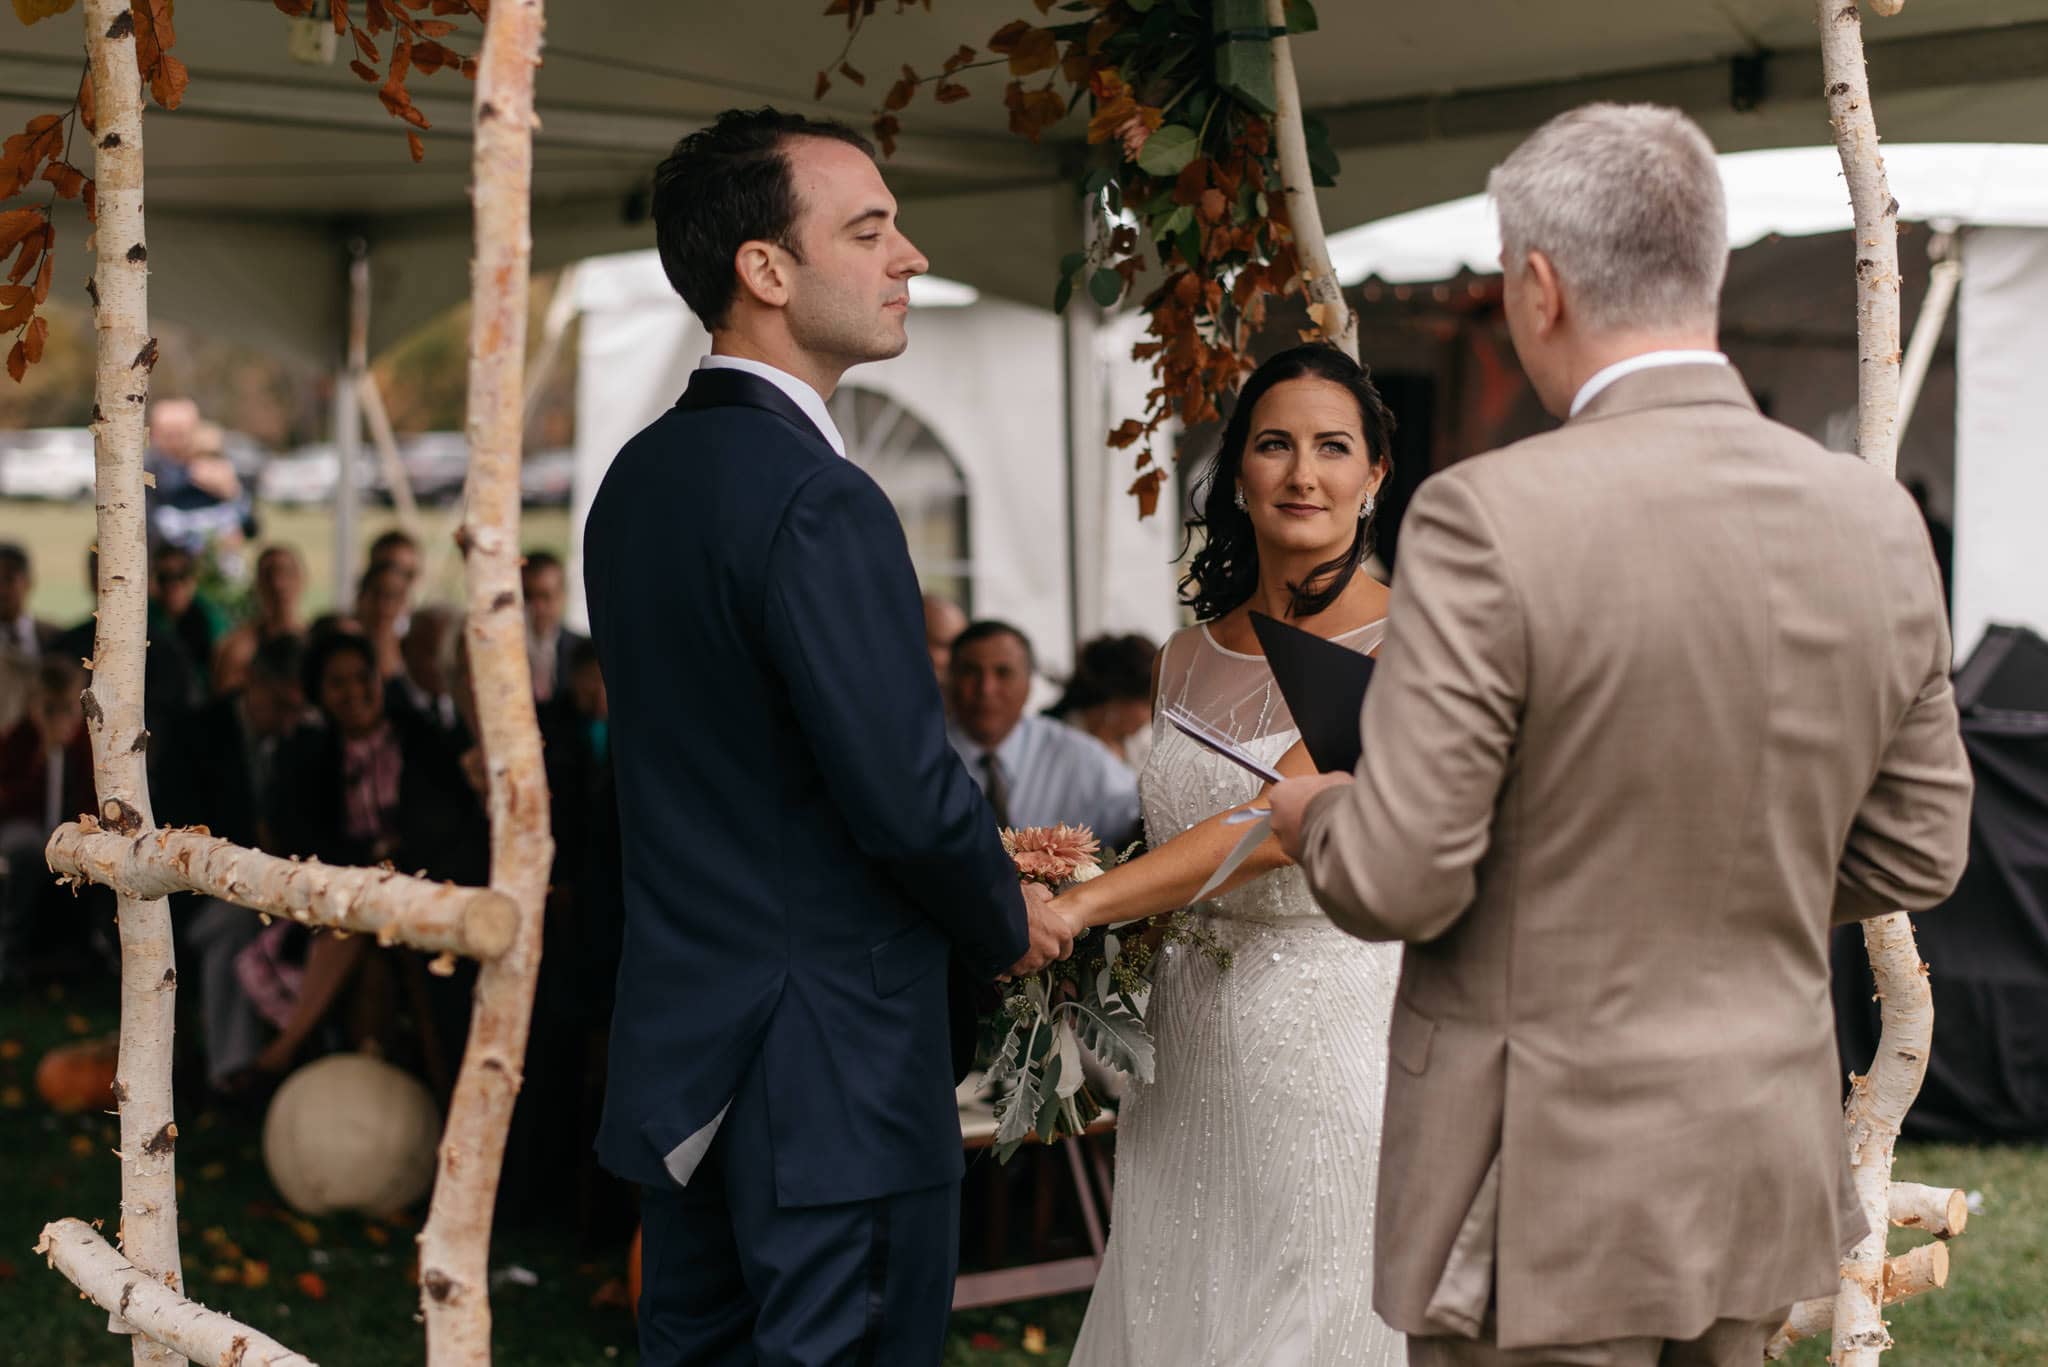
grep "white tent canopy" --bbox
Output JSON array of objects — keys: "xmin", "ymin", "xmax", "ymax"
[
  {"xmin": 1329, "ymin": 143, "xmax": 2048, "ymax": 284},
  {"xmin": 6, "ymin": 2, "xmax": 2048, "ymax": 360}
]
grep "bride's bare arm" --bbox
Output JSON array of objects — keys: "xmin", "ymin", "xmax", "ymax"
[{"xmin": 1056, "ymin": 736, "xmax": 1319, "ymax": 929}]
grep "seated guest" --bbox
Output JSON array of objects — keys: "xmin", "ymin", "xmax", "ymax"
[
  {"xmin": 946, "ymin": 620, "xmax": 1142, "ymax": 847},
  {"xmin": 54, "ymin": 550, "xmax": 200, "ymax": 751},
  {"xmin": 1047, "ymin": 632, "xmax": 1160, "ymax": 771},
  {"xmin": 923, "ymin": 592, "xmax": 967, "ymax": 683},
  {"xmin": 505, "ymin": 638, "xmax": 627, "ymax": 1233},
  {"xmin": 367, "ymin": 527, "xmax": 423, "ymax": 590},
  {"xmin": 0, "ymin": 542, "xmax": 63, "ymax": 735},
  {"xmin": 0, "ymin": 658, "xmax": 106, "ymax": 981},
  {"xmin": 395, "ymin": 604, "xmax": 464, "ymax": 737},
  {"xmin": 521, "ymin": 550, "xmax": 587, "ymax": 703},
  {"xmin": 211, "ymin": 544, "xmax": 307, "ymax": 696},
  {"xmin": 353, "ymin": 561, "xmax": 411, "ymax": 685},
  {"xmin": 235, "ymin": 631, "xmax": 488, "ymax": 1084},
  {"xmin": 148, "ymin": 542, "xmax": 229, "ymax": 697},
  {"xmin": 158, "ymin": 636, "xmax": 308, "ymax": 1089}
]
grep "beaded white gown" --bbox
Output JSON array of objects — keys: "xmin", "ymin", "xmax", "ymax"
[{"xmin": 1071, "ymin": 621, "xmax": 1405, "ymax": 1367}]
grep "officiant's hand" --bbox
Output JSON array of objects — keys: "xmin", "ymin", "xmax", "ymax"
[
  {"xmin": 1006, "ymin": 882, "xmax": 1078, "ymax": 977},
  {"xmin": 1270, "ymin": 773, "xmax": 1354, "ymax": 861}
]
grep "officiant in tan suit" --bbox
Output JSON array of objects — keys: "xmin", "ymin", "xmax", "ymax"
[{"xmin": 1269, "ymin": 104, "xmax": 1974, "ymax": 1367}]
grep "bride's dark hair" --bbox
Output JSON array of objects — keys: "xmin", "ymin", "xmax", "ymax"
[{"xmin": 1180, "ymin": 344, "xmax": 1396, "ymax": 623}]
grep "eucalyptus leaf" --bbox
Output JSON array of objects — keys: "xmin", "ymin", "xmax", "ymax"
[
  {"xmin": 1089, "ymin": 268, "xmax": 1125, "ymax": 309},
  {"xmin": 1305, "ymin": 114, "xmax": 1341, "ymax": 188},
  {"xmin": 1137, "ymin": 124, "xmax": 1200, "ymax": 177},
  {"xmin": 1284, "ymin": 0, "xmax": 1319, "ymax": 33},
  {"xmin": 997, "ymin": 1056, "xmax": 1043, "ymax": 1147},
  {"xmin": 1052, "ymin": 273, "xmax": 1075, "ymax": 316},
  {"xmin": 985, "ymin": 1018, "xmax": 1026, "ymax": 1085},
  {"xmin": 1054, "ymin": 1019, "xmax": 1084, "ymax": 1099},
  {"xmin": 1080, "ymin": 169, "xmax": 1112, "ymax": 202},
  {"xmin": 1059, "ymin": 251, "xmax": 1088, "ymax": 278}
]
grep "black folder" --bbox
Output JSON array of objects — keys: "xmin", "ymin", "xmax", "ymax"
[{"xmin": 1249, "ymin": 611, "xmax": 1375, "ymax": 774}]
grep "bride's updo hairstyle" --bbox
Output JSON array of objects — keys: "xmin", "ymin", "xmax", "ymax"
[{"xmin": 1180, "ymin": 344, "xmax": 1396, "ymax": 622}]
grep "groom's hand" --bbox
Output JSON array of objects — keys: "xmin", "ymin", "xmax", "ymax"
[
  {"xmin": 1005, "ymin": 882, "xmax": 1076, "ymax": 977},
  {"xmin": 1270, "ymin": 772, "xmax": 1354, "ymax": 861}
]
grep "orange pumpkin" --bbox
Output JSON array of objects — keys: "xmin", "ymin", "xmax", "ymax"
[
  {"xmin": 627, "ymin": 1226, "xmax": 642, "ymax": 1314},
  {"xmin": 35, "ymin": 1036, "xmax": 119, "ymax": 1115}
]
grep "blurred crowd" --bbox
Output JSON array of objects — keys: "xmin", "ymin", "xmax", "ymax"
[{"xmin": 0, "ymin": 405, "xmax": 1162, "ymax": 1239}]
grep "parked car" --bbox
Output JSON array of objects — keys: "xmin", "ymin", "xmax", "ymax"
[
  {"xmin": 397, "ymin": 432, "xmax": 470, "ymax": 505},
  {"xmin": 0, "ymin": 427, "xmax": 95, "ymax": 501},
  {"xmin": 256, "ymin": 444, "xmax": 387, "ymax": 506},
  {"xmin": 520, "ymin": 448, "xmax": 575, "ymax": 506}
]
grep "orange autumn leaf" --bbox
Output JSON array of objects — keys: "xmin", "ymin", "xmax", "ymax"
[
  {"xmin": 40, "ymin": 160, "xmax": 86, "ymax": 200},
  {"xmin": 12, "ymin": 0, "xmax": 79, "ymax": 21},
  {"xmin": 23, "ymin": 316, "xmax": 48, "ymax": 365},
  {"xmin": 1128, "ymin": 467, "xmax": 1167, "ymax": 519},
  {"xmin": 296, "ymin": 1271, "xmax": 328, "ymax": 1300},
  {"xmin": 5, "ymin": 341, "xmax": 23, "ymax": 385}
]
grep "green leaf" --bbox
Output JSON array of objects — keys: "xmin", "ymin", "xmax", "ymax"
[
  {"xmin": 1284, "ymin": 0, "xmax": 1319, "ymax": 33},
  {"xmin": 1052, "ymin": 273, "xmax": 1075, "ymax": 316},
  {"xmin": 1137, "ymin": 123, "xmax": 1200, "ymax": 177},
  {"xmin": 1176, "ymin": 221, "xmax": 1201, "ymax": 270},
  {"xmin": 1058, "ymin": 251, "xmax": 1088, "ymax": 278},
  {"xmin": 1054, "ymin": 1020, "xmax": 1084, "ymax": 1099},
  {"xmin": 1088, "ymin": 267, "xmax": 1124, "ymax": 309},
  {"xmin": 1068, "ymin": 999, "xmax": 1156, "ymax": 1083},
  {"xmin": 1160, "ymin": 203, "xmax": 1194, "ymax": 237}
]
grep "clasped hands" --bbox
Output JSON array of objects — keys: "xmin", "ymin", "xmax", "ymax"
[
  {"xmin": 1004, "ymin": 882, "xmax": 1086, "ymax": 978},
  {"xmin": 1267, "ymin": 771, "xmax": 1355, "ymax": 861}
]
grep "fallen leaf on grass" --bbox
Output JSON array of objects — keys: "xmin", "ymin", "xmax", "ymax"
[
  {"xmin": 0, "ymin": 1258, "xmax": 17, "ymax": 1282},
  {"xmin": 295, "ymin": 1271, "xmax": 327, "ymax": 1301},
  {"xmin": 969, "ymin": 1333, "xmax": 1002, "ymax": 1351},
  {"xmin": 67, "ymin": 1134, "xmax": 92, "ymax": 1157},
  {"xmin": 289, "ymin": 1218, "xmax": 320, "ymax": 1246},
  {"xmin": 241, "ymin": 1259, "xmax": 270, "ymax": 1289},
  {"xmin": 210, "ymin": 1264, "xmax": 240, "ymax": 1285},
  {"xmin": 1023, "ymin": 1324, "xmax": 1048, "ymax": 1354},
  {"xmin": 198, "ymin": 1162, "xmax": 226, "ymax": 1181},
  {"xmin": 63, "ymin": 1014, "xmax": 90, "ymax": 1035},
  {"xmin": 0, "ymin": 1039, "xmax": 22, "ymax": 1059},
  {"xmin": 0, "ymin": 1087, "xmax": 22, "ymax": 1108},
  {"xmin": 363, "ymin": 1222, "xmax": 390, "ymax": 1247},
  {"xmin": 588, "ymin": 1277, "xmax": 630, "ymax": 1309}
]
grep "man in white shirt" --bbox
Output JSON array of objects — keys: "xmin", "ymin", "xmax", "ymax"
[{"xmin": 946, "ymin": 620, "xmax": 1143, "ymax": 849}]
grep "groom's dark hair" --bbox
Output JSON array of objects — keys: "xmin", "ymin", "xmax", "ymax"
[{"xmin": 652, "ymin": 107, "xmax": 876, "ymax": 331}]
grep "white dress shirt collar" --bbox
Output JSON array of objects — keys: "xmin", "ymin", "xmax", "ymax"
[
  {"xmin": 697, "ymin": 354, "xmax": 848, "ymax": 459},
  {"xmin": 1569, "ymin": 349, "xmax": 1730, "ymax": 419},
  {"xmin": 7, "ymin": 614, "xmax": 39, "ymax": 655}
]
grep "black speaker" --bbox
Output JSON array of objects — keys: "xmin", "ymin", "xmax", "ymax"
[{"xmin": 1954, "ymin": 624, "xmax": 2048, "ymax": 714}]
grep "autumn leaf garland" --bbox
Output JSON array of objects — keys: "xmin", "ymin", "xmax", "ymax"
[{"xmin": 818, "ymin": 0, "xmax": 1337, "ymax": 517}]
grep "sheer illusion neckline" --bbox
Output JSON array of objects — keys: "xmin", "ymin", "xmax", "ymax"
[{"xmin": 1198, "ymin": 616, "xmax": 1388, "ymax": 662}]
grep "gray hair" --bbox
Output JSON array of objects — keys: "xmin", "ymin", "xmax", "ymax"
[{"xmin": 1488, "ymin": 103, "xmax": 1728, "ymax": 332}]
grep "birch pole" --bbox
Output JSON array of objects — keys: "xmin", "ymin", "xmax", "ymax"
[
  {"xmin": 414, "ymin": 0, "xmax": 552, "ymax": 1360},
  {"xmin": 1263, "ymin": 0, "xmax": 1355, "ymax": 362},
  {"xmin": 1816, "ymin": 3, "xmax": 1949, "ymax": 1362},
  {"xmin": 79, "ymin": 4, "xmax": 184, "ymax": 1360}
]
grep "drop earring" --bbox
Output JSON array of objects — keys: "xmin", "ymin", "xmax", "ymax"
[
  {"xmin": 1233, "ymin": 489, "xmax": 1248, "ymax": 512},
  {"xmin": 1360, "ymin": 491, "xmax": 1376, "ymax": 521}
]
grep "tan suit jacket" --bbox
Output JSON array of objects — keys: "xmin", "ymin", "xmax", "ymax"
[{"xmin": 1299, "ymin": 363, "xmax": 1973, "ymax": 1350}]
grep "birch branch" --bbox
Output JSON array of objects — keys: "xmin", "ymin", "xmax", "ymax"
[
  {"xmin": 36, "ymin": 1220, "xmax": 313, "ymax": 1367},
  {"xmin": 1264, "ymin": 0, "xmax": 1355, "ymax": 362},
  {"xmin": 80, "ymin": 3, "xmax": 183, "ymax": 1359},
  {"xmin": 45, "ymin": 822, "xmax": 520, "ymax": 960},
  {"xmin": 1766, "ymin": 1241, "xmax": 1949, "ymax": 1360},
  {"xmin": 1819, "ymin": 0, "xmax": 1903, "ymax": 470},
  {"xmin": 415, "ymin": 1, "xmax": 552, "ymax": 1361},
  {"xmin": 1835, "ymin": 914, "xmax": 1935, "ymax": 1362},
  {"xmin": 1889, "ymin": 1181, "xmax": 1969, "ymax": 1238}
]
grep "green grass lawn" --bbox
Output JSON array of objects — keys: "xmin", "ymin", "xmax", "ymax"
[
  {"xmin": 0, "ymin": 977, "xmax": 1088, "ymax": 1365},
  {"xmin": 4, "ymin": 974, "xmax": 2038, "ymax": 1365}
]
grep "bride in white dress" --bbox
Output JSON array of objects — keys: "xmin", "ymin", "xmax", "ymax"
[{"xmin": 1056, "ymin": 346, "xmax": 1406, "ymax": 1367}]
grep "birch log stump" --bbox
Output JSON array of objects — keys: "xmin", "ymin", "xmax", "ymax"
[
  {"xmin": 414, "ymin": 1, "xmax": 552, "ymax": 1361},
  {"xmin": 1814, "ymin": 3, "xmax": 1958, "ymax": 1362},
  {"xmin": 80, "ymin": 3, "xmax": 183, "ymax": 1360},
  {"xmin": 1263, "ymin": 0, "xmax": 1355, "ymax": 362}
]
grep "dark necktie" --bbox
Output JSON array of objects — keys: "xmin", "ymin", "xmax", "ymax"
[{"xmin": 980, "ymin": 751, "xmax": 1012, "ymax": 828}]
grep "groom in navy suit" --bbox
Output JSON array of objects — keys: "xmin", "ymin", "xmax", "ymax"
[{"xmin": 583, "ymin": 108, "xmax": 1077, "ymax": 1366}]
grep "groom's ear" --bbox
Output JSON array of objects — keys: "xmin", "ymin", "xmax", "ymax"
[{"xmin": 732, "ymin": 240, "xmax": 794, "ymax": 312}]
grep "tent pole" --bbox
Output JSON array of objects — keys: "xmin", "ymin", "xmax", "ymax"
[
  {"xmin": 335, "ymin": 238, "xmax": 370, "ymax": 606},
  {"xmin": 1897, "ymin": 226, "xmax": 1961, "ymax": 442},
  {"xmin": 1060, "ymin": 200, "xmax": 1104, "ymax": 662}
]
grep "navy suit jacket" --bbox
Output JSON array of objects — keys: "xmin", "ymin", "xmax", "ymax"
[{"xmin": 583, "ymin": 366, "xmax": 1028, "ymax": 1207}]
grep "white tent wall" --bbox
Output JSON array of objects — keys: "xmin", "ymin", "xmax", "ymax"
[
  {"xmin": 567, "ymin": 252, "xmax": 1183, "ymax": 684},
  {"xmin": 1955, "ymin": 228, "xmax": 2048, "ymax": 657}
]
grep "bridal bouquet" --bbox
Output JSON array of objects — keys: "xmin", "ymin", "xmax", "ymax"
[{"xmin": 983, "ymin": 824, "xmax": 1231, "ymax": 1161}]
